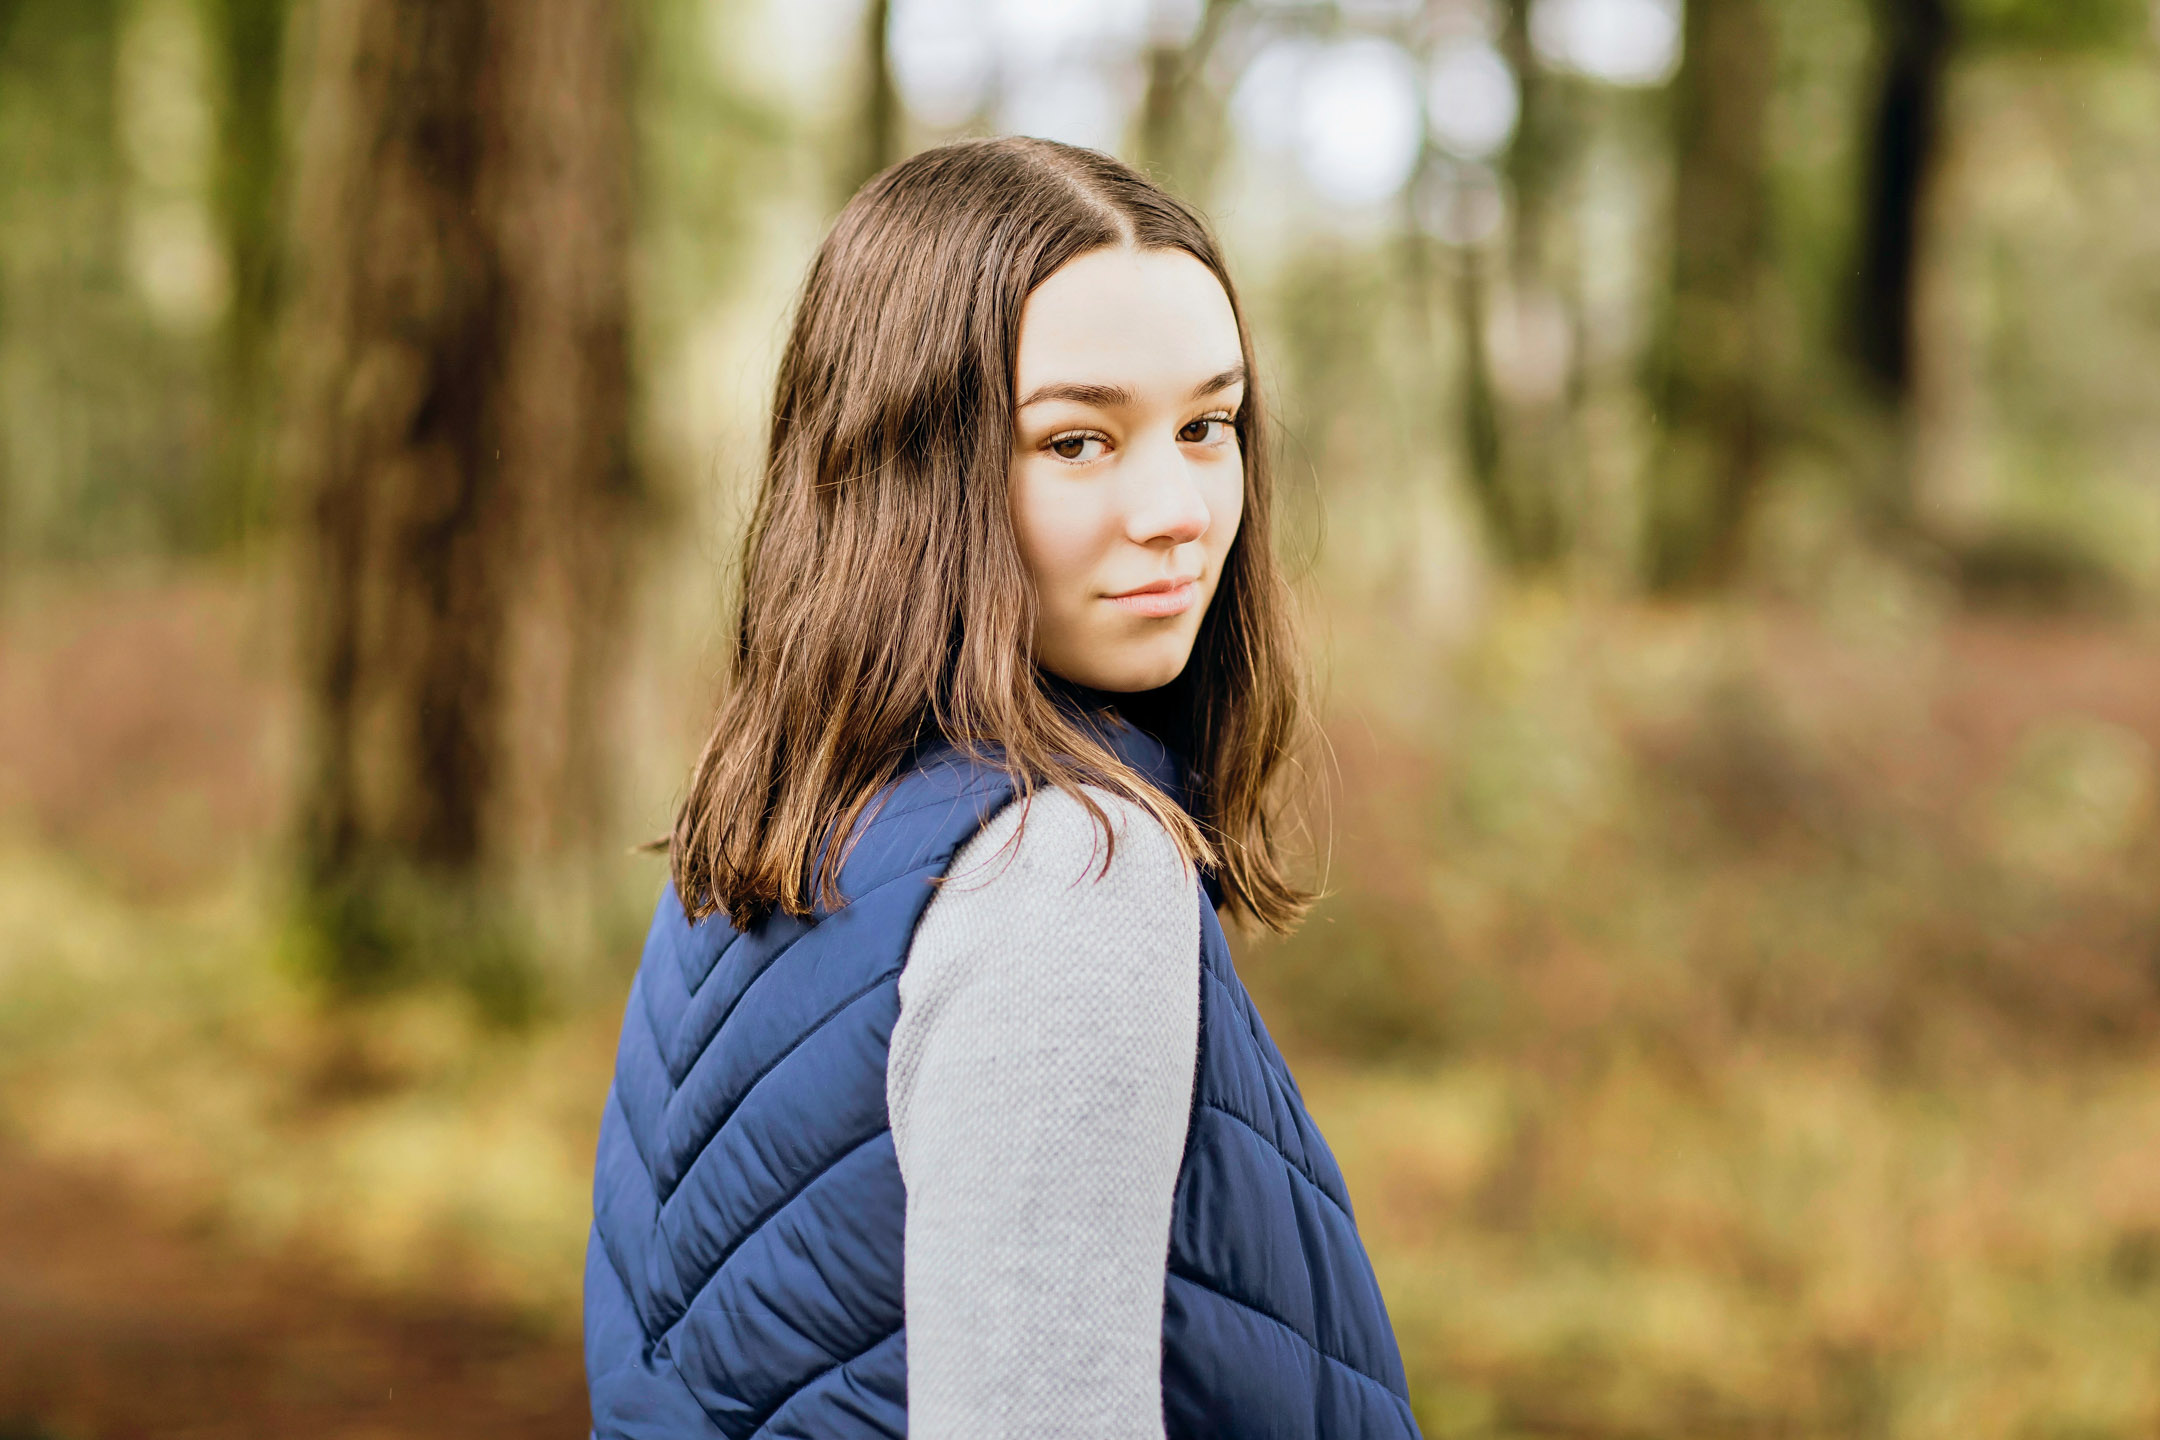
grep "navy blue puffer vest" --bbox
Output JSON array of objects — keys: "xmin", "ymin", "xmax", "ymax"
[{"xmin": 585, "ymin": 725, "xmax": 1419, "ymax": 1438}]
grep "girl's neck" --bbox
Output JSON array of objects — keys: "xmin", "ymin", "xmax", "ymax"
[{"xmin": 1039, "ymin": 669, "xmax": 1129, "ymax": 722}]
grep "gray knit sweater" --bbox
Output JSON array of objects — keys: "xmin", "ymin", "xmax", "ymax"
[{"xmin": 888, "ymin": 785, "xmax": 1202, "ymax": 1440}]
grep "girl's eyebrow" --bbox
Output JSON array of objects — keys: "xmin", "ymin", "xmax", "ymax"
[
  {"xmin": 1015, "ymin": 364, "xmax": 1246, "ymax": 412},
  {"xmin": 1017, "ymin": 380, "xmax": 1133, "ymax": 409},
  {"xmin": 1190, "ymin": 365, "xmax": 1246, "ymax": 401}
]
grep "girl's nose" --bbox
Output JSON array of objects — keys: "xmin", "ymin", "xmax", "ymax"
[{"xmin": 1124, "ymin": 442, "xmax": 1212, "ymax": 547}]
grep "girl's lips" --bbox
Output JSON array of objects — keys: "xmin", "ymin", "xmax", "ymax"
[{"xmin": 1105, "ymin": 579, "xmax": 1199, "ymax": 618}]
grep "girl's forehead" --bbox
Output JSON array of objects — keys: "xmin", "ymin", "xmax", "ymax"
[{"xmin": 1015, "ymin": 248, "xmax": 1242, "ymax": 394}]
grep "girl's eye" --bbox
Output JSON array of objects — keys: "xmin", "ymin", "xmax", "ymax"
[
  {"xmin": 1048, "ymin": 433, "xmax": 1106, "ymax": 462},
  {"xmin": 1178, "ymin": 416, "xmax": 1234, "ymax": 444}
]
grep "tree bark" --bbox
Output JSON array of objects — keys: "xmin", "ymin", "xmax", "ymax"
[
  {"xmin": 1500, "ymin": 0, "xmax": 1554, "ymax": 291},
  {"xmin": 1134, "ymin": 0, "xmax": 1238, "ymax": 197},
  {"xmin": 287, "ymin": 0, "xmax": 639, "ymax": 988},
  {"xmin": 1489, "ymin": 0, "xmax": 1573, "ymax": 573},
  {"xmin": 1454, "ymin": 248, "xmax": 1510, "ymax": 560},
  {"xmin": 1853, "ymin": 0, "xmax": 1954, "ymax": 400},
  {"xmin": 839, "ymin": 0, "xmax": 899, "ymax": 202},
  {"xmin": 1644, "ymin": 0, "xmax": 1775, "ymax": 592}
]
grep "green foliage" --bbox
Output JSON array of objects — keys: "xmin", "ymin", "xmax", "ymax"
[
  {"xmin": 0, "ymin": 827, "xmax": 608, "ymax": 1323},
  {"xmin": 1949, "ymin": 527, "xmax": 2132, "ymax": 613},
  {"xmin": 1318, "ymin": 1048, "xmax": 2160, "ymax": 1440},
  {"xmin": 637, "ymin": 0, "xmax": 793, "ymax": 329},
  {"xmin": 200, "ymin": 0, "xmax": 288, "ymax": 544},
  {"xmin": 1261, "ymin": 242, "xmax": 1458, "ymax": 565},
  {"xmin": 1250, "ymin": 594, "xmax": 2160, "ymax": 1069},
  {"xmin": 1243, "ymin": 591, "xmax": 2160, "ymax": 1433},
  {"xmin": 290, "ymin": 863, "xmax": 547, "ymax": 1031},
  {"xmin": 1956, "ymin": 0, "xmax": 2152, "ymax": 51},
  {"xmin": 0, "ymin": 0, "xmax": 220, "ymax": 561}
]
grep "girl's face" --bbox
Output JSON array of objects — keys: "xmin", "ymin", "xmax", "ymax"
[{"xmin": 1008, "ymin": 245, "xmax": 1247, "ymax": 694}]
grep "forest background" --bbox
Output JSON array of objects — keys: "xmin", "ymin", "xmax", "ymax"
[{"xmin": 3, "ymin": 0, "xmax": 2160, "ymax": 1435}]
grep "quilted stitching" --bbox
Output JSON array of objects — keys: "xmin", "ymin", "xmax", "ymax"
[
  {"xmin": 1165, "ymin": 1269, "xmax": 1420, "ymax": 1417},
  {"xmin": 586, "ymin": 736, "xmax": 1419, "ymax": 1439}
]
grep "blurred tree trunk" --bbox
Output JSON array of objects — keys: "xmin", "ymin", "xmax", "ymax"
[
  {"xmin": 0, "ymin": 0, "xmax": 126, "ymax": 568},
  {"xmin": 1134, "ymin": 0, "xmax": 1237, "ymax": 197},
  {"xmin": 1644, "ymin": 0, "xmax": 1774, "ymax": 592},
  {"xmin": 204, "ymin": 0, "xmax": 287, "ymax": 546},
  {"xmin": 1421, "ymin": 2, "xmax": 1571, "ymax": 575},
  {"xmin": 1453, "ymin": 248, "xmax": 1508, "ymax": 558},
  {"xmin": 1854, "ymin": 0, "xmax": 1952, "ymax": 402},
  {"xmin": 1500, "ymin": 0, "xmax": 1556, "ymax": 314},
  {"xmin": 838, "ymin": 0, "xmax": 899, "ymax": 201},
  {"xmin": 1488, "ymin": 0, "xmax": 1572, "ymax": 572},
  {"xmin": 1423, "ymin": 210, "xmax": 1558, "ymax": 572},
  {"xmin": 287, "ymin": 0, "xmax": 640, "ymax": 992},
  {"xmin": 1853, "ymin": 0, "xmax": 1954, "ymax": 533},
  {"xmin": 0, "ymin": 0, "xmax": 26, "ymax": 566}
]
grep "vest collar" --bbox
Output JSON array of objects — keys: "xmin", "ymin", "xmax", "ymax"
[
  {"xmin": 1040, "ymin": 673, "xmax": 1225, "ymax": 909},
  {"xmin": 1039, "ymin": 672, "xmax": 1187, "ymax": 807}
]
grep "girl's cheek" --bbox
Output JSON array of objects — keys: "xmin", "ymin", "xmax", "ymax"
[
  {"xmin": 1016, "ymin": 467, "xmax": 1104, "ymax": 599},
  {"xmin": 1042, "ymin": 480, "xmax": 1115, "ymax": 567},
  {"xmin": 1207, "ymin": 472, "xmax": 1245, "ymax": 553}
]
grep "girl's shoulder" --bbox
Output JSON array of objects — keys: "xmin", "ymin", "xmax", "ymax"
[
  {"xmin": 899, "ymin": 782, "xmax": 1201, "ymax": 1031},
  {"xmin": 892, "ymin": 780, "xmax": 1202, "ymax": 1115},
  {"xmin": 942, "ymin": 782, "xmax": 1195, "ymax": 916}
]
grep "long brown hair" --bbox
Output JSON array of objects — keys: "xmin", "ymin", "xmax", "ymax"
[{"xmin": 671, "ymin": 136, "xmax": 1312, "ymax": 934}]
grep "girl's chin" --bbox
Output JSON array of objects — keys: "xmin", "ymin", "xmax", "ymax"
[{"xmin": 1047, "ymin": 641, "xmax": 1195, "ymax": 695}]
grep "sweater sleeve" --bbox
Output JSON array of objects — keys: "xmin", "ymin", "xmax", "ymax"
[{"xmin": 887, "ymin": 784, "xmax": 1202, "ymax": 1440}]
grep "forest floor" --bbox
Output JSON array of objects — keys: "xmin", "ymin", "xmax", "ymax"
[
  {"xmin": 0, "ymin": 1142, "xmax": 586, "ymax": 1440},
  {"xmin": 0, "ymin": 573, "xmax": 598, "ymax": 1438},
  {"xmin": 8, "ymin": 569, "xmax": 2160, "ymax": 1437}
]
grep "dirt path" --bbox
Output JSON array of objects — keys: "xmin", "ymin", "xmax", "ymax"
[{"xmin": 0, "ymin": 1147, "xmax": 588, "ymax": 1440}]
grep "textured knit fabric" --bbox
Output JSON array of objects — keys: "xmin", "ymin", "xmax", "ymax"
[
  {"xmin": 890, "ymin": 786, "xmax": 1200, "ymax": 1439},
  {"xmin": 584, "ymin": 721, "xmax": 1421, "ymax": 1440}
]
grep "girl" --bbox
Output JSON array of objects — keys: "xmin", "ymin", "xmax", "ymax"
[{"xmin": 585, "ymin": 137, "xmax": 1418, "ymax": 1440}]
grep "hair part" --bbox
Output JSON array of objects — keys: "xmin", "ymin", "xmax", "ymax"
[{"xmin": 671, "ymin": 136, "xmax": 1313, "ymax": 934}]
